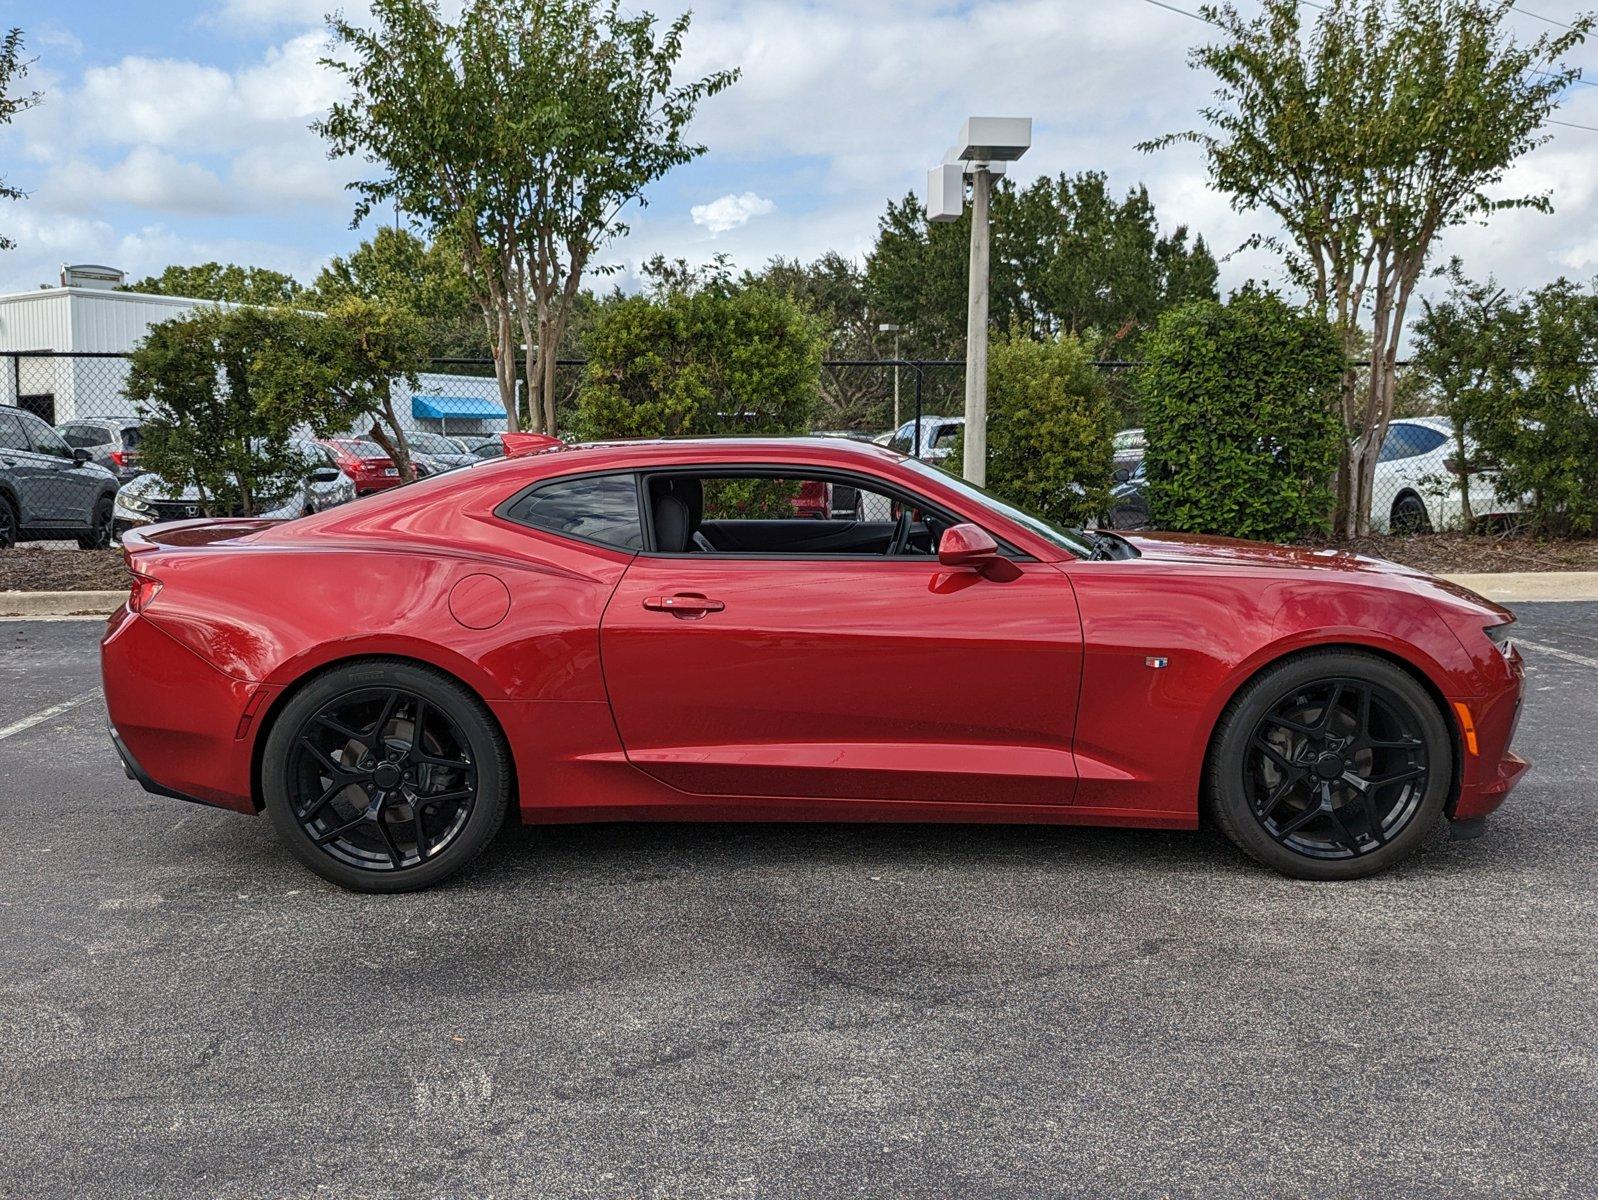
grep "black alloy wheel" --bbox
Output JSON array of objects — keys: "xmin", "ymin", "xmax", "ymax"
[
  {"xmin": 0, "ymin": 496, "xmax": 15, "ymax": 549},
  {"xmin": 78, "ymin": 495, "xmax": 114, "ymax": 550},
  {"xmin": 263, "ymin": 661, "xmax": 509, "ymax": 892},
  {"xmin": 1208, "ymin": 651, "xmax": 1451, "ymax": 879},
  {"xmin": 1391, "ymin": 492, "xmax": 1432, "ymax": 535}
]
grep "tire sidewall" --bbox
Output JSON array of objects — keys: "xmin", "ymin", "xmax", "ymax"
[
  {"xmin": 1211, "ymin": 652, "xmax": 1453, "ymax": 880},
  {"xmin": 262, "ymin": 661, "xmax": 509, "ymax": 893}
]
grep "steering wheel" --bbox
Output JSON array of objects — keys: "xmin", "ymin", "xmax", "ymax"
[{"xmin": 886, "ymin": 507, "xmax": 913, "ymax": 557}]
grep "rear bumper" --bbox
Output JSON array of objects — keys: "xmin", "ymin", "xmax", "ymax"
[{"xmin": 101, "ymin": 606, "xmax": 265, "ymax": 814}]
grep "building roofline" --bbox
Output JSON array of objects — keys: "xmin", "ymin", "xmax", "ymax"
[{"xmin": 0, "ymin": 286, "xmax": 242, "ymax": 309}]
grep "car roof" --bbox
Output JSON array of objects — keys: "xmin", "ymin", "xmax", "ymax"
[
  {"xmin": 1391, "ymin": 416, "xmax": 1452, "ymax": 432},
  {"xmin": 530, "ymin": 435, "xmax": 910, "ymax": 472}
]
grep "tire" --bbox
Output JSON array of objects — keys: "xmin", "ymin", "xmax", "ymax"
[
  {"xmin": 1390, "ymin": 491, "xmax": 1432, "ymax": 535},
  {"xmin": 262, "ymin": 660, "xmax": 511, "ymax": 893},
  {"xmin": 77, "ymin": 495, "xmax": 114, "ymax": 550},
  {"xmin": 1206, "ymin": 650, "xmax": 1452, "ymax": 880},
  {"xmin": 0, "ymin": 494, "xmax": 16, "ymax": 549}
]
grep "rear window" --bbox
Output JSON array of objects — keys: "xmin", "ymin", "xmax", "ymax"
[
  {"xmin": 120, "ymin": 425, "xmax": 142, "ymax": 449},
  {"xmin": 501, "ymin": 474, "xmax": 642, "ymax": 550}
]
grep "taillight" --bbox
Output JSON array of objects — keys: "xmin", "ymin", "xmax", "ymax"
[
  {"xmin": 128, "ymin": 572, "xmax": 162, "ymax": 613},
  {"xmin": 110, "ymin": 450, "xmax": 128, "ymax": 467}
]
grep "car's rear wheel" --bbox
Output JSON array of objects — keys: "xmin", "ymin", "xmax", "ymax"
[
  {"xmin": 0, "ymin": 494, "xmax": 16, "ymax": 548},
  {"xmin": 1207, "ymin": 650, "xmax": 1452, "ymax": 880},
  {"xmin": 262, "ymin": 661, "xmax": 510, "ymax": 892},
  {"xmin": 77, "ymin": 495, "xmax": 114, "ymax": 550},
  {"xmin": 1390, "ymin": 491, "xmax": 1432, "ymax": 535}
]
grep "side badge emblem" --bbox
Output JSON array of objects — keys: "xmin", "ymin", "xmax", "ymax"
[{"xmin": 1145, "ymin": 656, "xmax": 1169, "ymax": 669}]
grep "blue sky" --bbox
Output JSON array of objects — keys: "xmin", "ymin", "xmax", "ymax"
[{"xmin": 2, "ymin": 0, "xmax": 1596, "ymax": 299}]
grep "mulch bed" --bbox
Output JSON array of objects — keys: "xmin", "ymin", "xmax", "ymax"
[
  {"xmin": 1351, "ymin": 534, "xmax": 1598, "ymax": 575},
  {"xmin": 2, "ymin": 536, "xmax": 1595, "ymax": 593},
  {"xmin": 0, "ymin": 548, "xmax": 131, "ymax": 592}
]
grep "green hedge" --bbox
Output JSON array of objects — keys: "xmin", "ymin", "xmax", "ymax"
[{"xmin": 1139, "ymin": 292, "xmax": 1343, "ymax": 541}]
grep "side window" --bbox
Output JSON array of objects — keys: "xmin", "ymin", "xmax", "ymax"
[
  {"xmin": 59, "ymin": 425, "xmax": 106, "ymax": 449},
  {"xmin": 1379, "ymin": 423, "xmax": 1446, "ymax": 463},
  {"xmin": 0, "ymin": 410, "xmax": 26, "ymax": 452},
  {"xmin": 502, "ymin": 474, "xmax": 643, "ymax": 550},
  {"xmin": 19, "ymin": 411, "xmax": 72, "ymax": 458},
  {"xmin": 1410, "ymin": 426, "xmax": 1447, "ymax": 456}
]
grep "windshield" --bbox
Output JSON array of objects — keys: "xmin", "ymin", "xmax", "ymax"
[
  {"xmin": 899, "ymin": 458, "xmax": 1095, "ymax": 558},
  {"xmin": 409, "ymin": 432, "xmax": 460, "ymax": 454}
]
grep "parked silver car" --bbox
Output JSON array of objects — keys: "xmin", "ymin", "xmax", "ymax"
[
  {"xmin": 113, "ymin": 440, "xmax": 356, "ymax": 535},
  {"xmin": 56, "ymin": 416, "xmax": 147, "ymax": 484}
]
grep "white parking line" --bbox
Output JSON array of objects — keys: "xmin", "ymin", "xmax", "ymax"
[
  {"xmin": 0, "ymin": 691, "xmax": 101, "ymax": 742},
  {"xmin": 1515, "ymin": 639, "xmax": 1598, "ymax": 671}
]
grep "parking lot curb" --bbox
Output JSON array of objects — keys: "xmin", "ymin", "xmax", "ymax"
[
  {"xmin": 0, "ymin": 591, "xmax": 124, "ymax": 618},
  {"xmin": 1443, "ymin": 572, "xmax": 1598, "ymax": 603}
]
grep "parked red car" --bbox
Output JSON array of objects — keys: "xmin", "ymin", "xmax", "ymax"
[
  {"xmin": 316, "ymin": 438, "xmax": 402, "ymax": 495},
  {"xmin": 102, "ymin": 437, "xmax": 1526, "ymax": 892}
]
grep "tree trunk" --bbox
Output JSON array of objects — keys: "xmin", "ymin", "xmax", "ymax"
[{"xmin": 366, "ymin": 393, "xmax": 416, "ymax": 484}]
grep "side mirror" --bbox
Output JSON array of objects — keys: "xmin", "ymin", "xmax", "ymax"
[
  {"xmin": 1112, "ymin": 467, "xmax": 1131, "ymax": 484},
  {"xmin": 308, "ymin": 466, "xmax": 341, "ymax": 484},
  {"xmin": 938, "ymin": 523, "xmax": 1021, "ymax": 581},
  {"xmin": 72, "ymin": 447, "xmax": 93, "ymax": 466}
]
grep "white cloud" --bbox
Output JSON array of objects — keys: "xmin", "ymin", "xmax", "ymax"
[
  {"xmin": 690, "ymin": 191, "xmax": 776, "ymax": 234},
  {"xmin": 41, "ymin": 148, "xmax": 238, "ymax": 216}
]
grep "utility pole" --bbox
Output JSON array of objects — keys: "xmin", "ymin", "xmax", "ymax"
[
  {"xmin": 878, "ymin": 322, "xmax": 904, "ymax": 428},
  {"xmin": 963, "ymin": 166, "xmax": 991, "ymax": 486},
  {"xmin": 925, "ymin": 117, "xmax": 1031, "ymax": 487}
]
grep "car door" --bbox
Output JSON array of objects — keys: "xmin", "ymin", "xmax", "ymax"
[
  {"xmin": 17, "ymin": 410, "xmax": 95, "ymax": 524},
  {"xmin": 599, "ymin": 467, "xmax": 1084, "ymax": 807},
  {"xmin": 0, "ymin": 409, "xmax": 66, "ymax": 525}
]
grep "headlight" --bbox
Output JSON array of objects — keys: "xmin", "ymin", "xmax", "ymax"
[
  {"xmin": 1485, "ymin": 623, "xmax": 1515, "ymax": 656},
  {"xmin": 116, "ymin": 493, "xmax": 154, "ymax": 516}
]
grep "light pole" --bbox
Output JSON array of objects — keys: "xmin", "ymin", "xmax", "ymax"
[
  {"xmin": 877, "ymin": 322, "xmax": 903, "ymax": 428},
  {"xmin": 926, "ymin": 117, "xmax": 1031, "ymax": 486}
]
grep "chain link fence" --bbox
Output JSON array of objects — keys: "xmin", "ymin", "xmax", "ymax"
[{"xmin": 0, "ymin": 348, "xmax": 1514, "ymax": 548}]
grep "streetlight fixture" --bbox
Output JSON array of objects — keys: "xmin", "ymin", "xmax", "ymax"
[
  {"xmin": 926, "ymin": 116, "xmax": 1032, "ymax": 486},
  {"xmin": 877, "ymin": 322, "xmax": 904, "ymax": 428}
]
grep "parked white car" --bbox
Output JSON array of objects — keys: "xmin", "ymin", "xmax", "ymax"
[
  {"xmin": 1370, "ymin": 416, "xmax": 1520, "ymax": 533},
  {"xmin": 885, "ymin": 415, "xmax": 965, "ymax": 461},
  {"xmin": 113, "ymin": 440, "xmax": 356, "ymax": 535}
]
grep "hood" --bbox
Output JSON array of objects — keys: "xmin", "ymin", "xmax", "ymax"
[{"xmin": 1121, "ymin": 530, "xmax": 1426, "ymax": 578}]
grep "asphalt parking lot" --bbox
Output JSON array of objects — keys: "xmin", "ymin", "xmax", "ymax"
[{"xmin": 1, "ymin": 609, "xmax": 1595, "ymax": 1199}]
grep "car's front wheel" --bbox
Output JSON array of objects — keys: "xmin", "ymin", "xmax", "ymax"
[
  {"xmin": 0, "ymin": 495, "xmax": 16, "ymax": 549},
  {"xmin": 1207, "ymin": 650, "xmax": 1452, "ymax": 880},
  {"xmin": 262, "ymin": 660, "xmax": 511, "ymax": 892},
  {"xmin": 1390, "ymin": 491, "xmax": 1432, "ymax": 535},
  {"xmin": 77, "ymin": 495, "xmax": 114, "ymax": 550}
]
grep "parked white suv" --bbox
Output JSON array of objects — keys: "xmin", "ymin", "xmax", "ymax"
[{"xmin": 1371, "ymin": 416, "xmax": 1520, "ymax": 533}]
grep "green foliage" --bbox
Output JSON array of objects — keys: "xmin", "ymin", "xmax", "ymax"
[
  {"xmin": 865, "ymin": 173, "xmax": 1220, "ymax": 361},
  {"xmin": 942, "ymin": 337, "xmax": 1117, "ymax": 529},
  {"xmin": 573, "ymin": 282, "xmax": 824, "ymax": 441},
  {"xmin": 1417, "ymin": 273, "xmax": 1598, "ymax": 536},
  {"xmin": 317, "ymin": 0, "xmax": 738, "ymax": 433},
  {"xmin": 0, "ymin": 28, "xmax": 41, "ymax": 249},
  {"xmin": 1144, "ymin": 0, "xmax": 1594, "ymax": 536},
  {"xmin": 1140, "ymin": 292, "xmax": 1344, "ymax": 542},
  {"xmin": 310, "ymin": 227, "xmax": 484, "ymax": 359},
  {"xmin": 127, "ymin": 262, "xmax": 304, "ymax": 305},
  {"xmin": 125, "ymin": 308, "xmax": 309, "ymax": 518},
  {"xmin": 252, "ymin": 297, "xmax": 432, "ymax": 481}
]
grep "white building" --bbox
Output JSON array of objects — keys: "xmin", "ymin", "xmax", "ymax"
[{"xmin": 0, "ymin": 265, "xmax": 509, "ymax": 435}]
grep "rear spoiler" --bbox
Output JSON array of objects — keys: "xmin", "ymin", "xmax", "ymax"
[{"xmin": 500, "ymin": 432, "xmax": 564, "ymax": 458}]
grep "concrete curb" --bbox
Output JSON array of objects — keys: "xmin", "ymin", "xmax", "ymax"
[
  {"xmin": 0, "ymin": 591, "xmax": 124, "ymax": 618},
  {"xmin": 1442, "ymin": 572, "xmax": 1598, "ymax": 603},
  {"xmin": 2, "ymin": 572, "xmax": 1597, "ymax": 619}
]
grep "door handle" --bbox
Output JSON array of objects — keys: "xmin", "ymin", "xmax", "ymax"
[{"xmin": 643, "ymin": 593, "xmax": 725, "ymax": 618}]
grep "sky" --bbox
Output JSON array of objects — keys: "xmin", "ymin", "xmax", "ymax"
[{"xmin": 0, "ymin": 0, "xmax": 1595, "ymax": 305}]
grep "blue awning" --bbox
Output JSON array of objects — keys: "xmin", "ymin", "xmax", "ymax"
[{"xmin": 411, "ymin": 394, "xmax": 507, "ymax": 421}]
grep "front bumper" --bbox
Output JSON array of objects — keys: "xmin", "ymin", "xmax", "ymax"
[{"xmin": 1450, "ymin": 647, "xmax": 1528, "ymax": 822}]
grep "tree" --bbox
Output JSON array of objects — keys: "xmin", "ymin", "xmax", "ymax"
[
  {"xmin": 745, "ymin": 253, "xmax": 892, "ymax": 430},
  {"xmin": 254, "ymin": 298, "xmax": 432, "ymax": 483},
  {"xmin": 573, "ymin": 280, "xmax": 824, "ymax": 441},
  {"xmin": 0, "ymin": 28, "xmax": 41, "ymax": 251},
  {"xmin": 941, "ymin": 336, "xmax": 1117, "ymax": 528},
  {"xmin": 126, "ymin": 262, "xmax": 304, "ymax": 305},
  {"xmin": 125, "ymin": 308, "xmax": 309, "ymax": 518},
  {"xmin": 317, "ymin": 0, "xmax": 738, "ymax": 436},
  {"xmin": 310, "ymin": 227, "xmax": 484, "ymax": 359},
  {"xmin": 1144, "ymin": 0, "xmax": 1593, "ymax": 538},
  {"xmin": 1410, "ymin": 262, "xmax": 1517, "ymax": 525},
  {"xmin": 1139, "ymin": 291, "xmax": 1345, "ymax": 542}
]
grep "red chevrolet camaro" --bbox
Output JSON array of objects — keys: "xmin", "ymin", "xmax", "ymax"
[{"xmin": 101, "ymin": 437, "xmax": 1527, "ymax": 892}]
